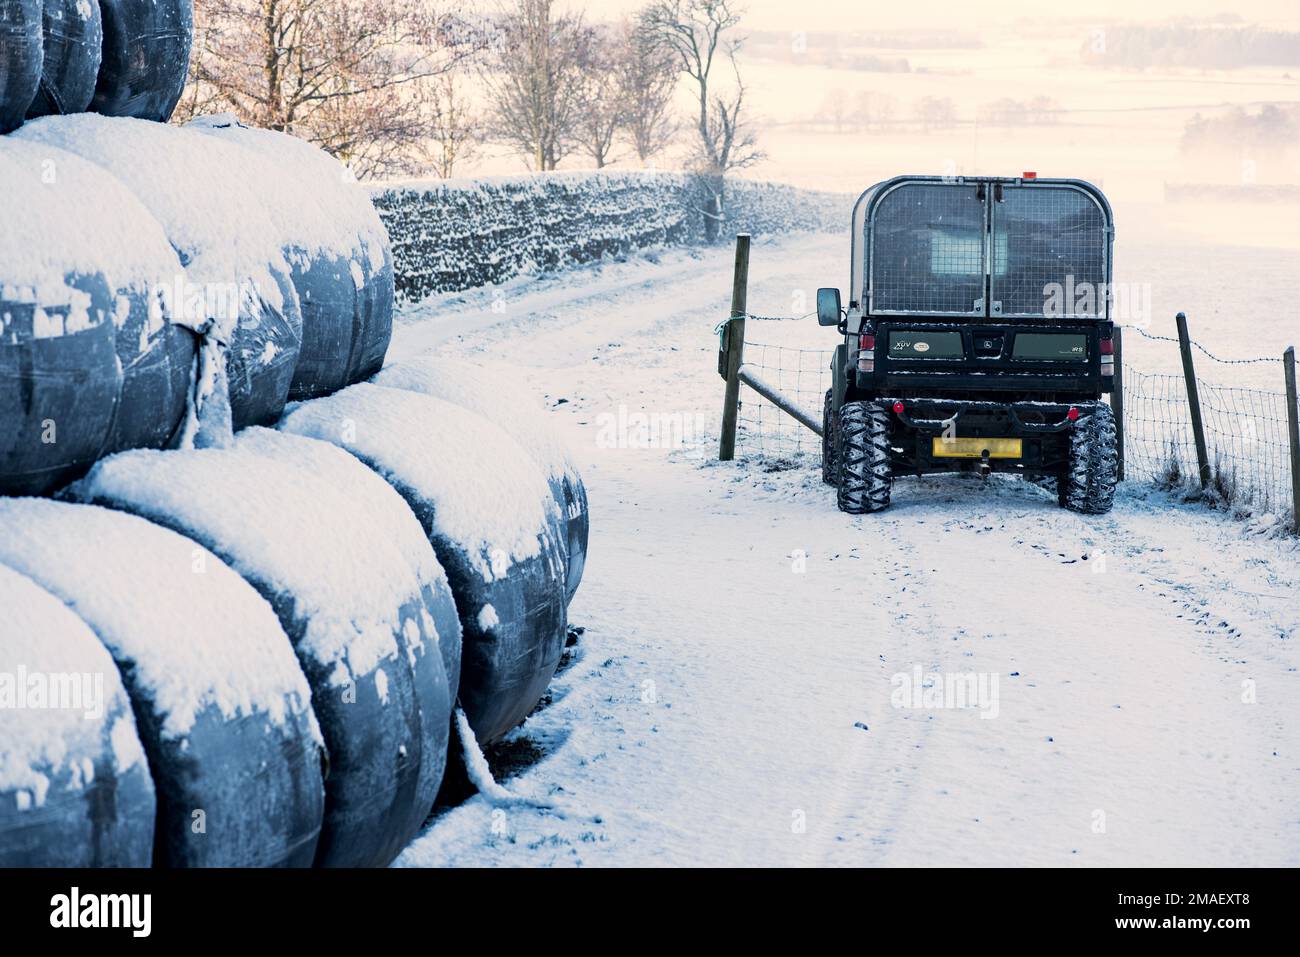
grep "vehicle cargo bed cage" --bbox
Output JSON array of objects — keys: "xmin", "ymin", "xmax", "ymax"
[{"xmin": 847, "ymin": 175, "xmax": 1114, "ymax": 323}]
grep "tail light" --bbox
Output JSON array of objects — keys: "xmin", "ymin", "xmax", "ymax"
[
  {"xmin": 1100, "ymin": 336, "xmax": 1114, "ymax": 376},
  {"xmin": 893, "ymin": 401, "xmax": 906, "ymax": 415},
  {"xmin": 858, "ymin": 333, "xmax": 876, "ymax": 373},
  {"xmin": 1067, "ymin": 407, "xmax": 1080, "ymax": 422}
]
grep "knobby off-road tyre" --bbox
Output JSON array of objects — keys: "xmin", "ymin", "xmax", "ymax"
[
  {"xmin": 821, "ymin": 389, "xmax": 838, "ymax": 486},
  {"xmin": 836, "ymin": 400, "xmax": 893, "ymax": 514},
  {"xmin": 1058, "ymin": 403, "xmax": 1118, "ymax": 515}
]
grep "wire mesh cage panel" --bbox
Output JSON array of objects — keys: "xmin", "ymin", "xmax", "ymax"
[
  {"xmin": 991, "ymin": 185, "xmax": 1108, "ymax": 319},
  {"xmin": 868, "ymin": 183, "xmax": 985, "ymax": 316}
]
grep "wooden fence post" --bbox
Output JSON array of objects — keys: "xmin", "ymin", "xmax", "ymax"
[
  {"xmin": 1175, "ymin": 312, "xmax": 1211, "ymax": 488},
  {"xmin": 1284, "ymin": 345, "xmax": 1300, "ymax": 534},
  {"xmin": 718, "ymin": 234, "xmax": 750, "ymax": 461},
  {"xmin": 1112, "ymin": 325, "xmax": 1125, "ymax": 482}
]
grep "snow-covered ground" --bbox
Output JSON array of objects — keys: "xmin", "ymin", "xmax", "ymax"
[{"xmin": 392, "ymin": 231, "xmax": 1299, "ymax": 867}]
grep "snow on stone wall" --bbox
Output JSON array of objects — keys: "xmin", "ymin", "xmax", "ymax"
[{"xmin": 370, "ymin": 172, "xmax": 851, "ymax": 303}]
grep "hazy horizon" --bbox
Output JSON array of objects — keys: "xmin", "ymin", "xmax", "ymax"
[{"xmin": 572, "ymin": 0, "xmax": 1300, "ymax": 30}]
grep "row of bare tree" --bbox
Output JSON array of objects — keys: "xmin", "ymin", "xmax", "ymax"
[{"xmin": 178, "ymin": 0, "xmax": 762, "ymax": 196}]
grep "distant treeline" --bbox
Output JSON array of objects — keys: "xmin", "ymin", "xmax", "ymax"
[
  {"xmin": 1182, "ymin": 105, "xmax": 1299, "ymax": 152},
  {"xmin": 1083, "ymin": 25, "xmax": 1300, "ymax": 69},
  {"xmin": 749, "ymin": 28, "xmax": 982, "ymax": 63}
]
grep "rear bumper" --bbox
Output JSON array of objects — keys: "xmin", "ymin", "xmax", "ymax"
[
  {"xmin": 863, "ymin": 370, "xmax": 1113, "ymax": 393},
  {"xmin": 884, "ymin": 398, "xmax": 1096, "ymax": 474},
  {"xmin": 891, "ymin": 398, "xmax": 1083, "ymax": 437}
]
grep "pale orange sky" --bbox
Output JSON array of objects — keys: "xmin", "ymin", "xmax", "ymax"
[{"xmin": 573, "ymin": 0, "xmax": 1300, "ymax": 30}]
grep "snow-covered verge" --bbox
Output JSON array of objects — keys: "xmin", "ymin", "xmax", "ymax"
[
  {"xmin": 370, "ymin": 171, "xmax": 850, "ymax": 303},
  {"xmin": 392, "ymin": 232, "xmax": 1300, "ymax": 867}
]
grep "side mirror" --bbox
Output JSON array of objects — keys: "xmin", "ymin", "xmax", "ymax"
[{"xmin": 816, "ymin": 288, "xmax": 842, "ymax": 326}]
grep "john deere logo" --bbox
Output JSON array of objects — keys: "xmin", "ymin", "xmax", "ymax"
[{"xmin": 914, "ymin": 342, "xmax": 930, "ymax": 353}]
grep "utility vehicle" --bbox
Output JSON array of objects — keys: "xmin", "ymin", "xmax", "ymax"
[{"xmin": 818, "ymin": 174, "xmax": 1118, "ymax": 514}]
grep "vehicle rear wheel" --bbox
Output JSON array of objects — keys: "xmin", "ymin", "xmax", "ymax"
[
  {"xmin": 821, "ymin": 389, "xmax": 838, "ymax": 486},
  {"xmin": 1058, "ymin": 403, "xmax": 1118, "ymax": 515},
  {"xmin": 837, "ymin": 400, "xmax": 892, "ymax": 514}
]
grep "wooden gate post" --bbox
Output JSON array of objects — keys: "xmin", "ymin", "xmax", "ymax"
[
  {"xmin": 1284, "ymin": 345, "xmax": 1300, "ymax": 533},
  {"xmin": 1175, "ymin": 312, "xmax": 1211, "ymax": 488},
  {"xmin": 718, "ymin": 234, "xmax": 750, "ymax": 461}
]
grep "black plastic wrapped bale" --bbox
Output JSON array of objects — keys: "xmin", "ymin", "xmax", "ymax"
[
  {"xmin": 6, "ymin": 134, "xmax": 194, "ymax": 459},
  {"xmin": 67, "ymin": 428, "xmax": 457, "ymax": 867},
  {"xmin": 0, "ymin": 0, "xmax": 41, "ymax": 133},
  {"xmin": 374, "ymin": 357, "xmax": 589, "ymax": 605},
  {"xmin": 16, "ymin": 114, "xmax": 302, "ymax": 432},
  {"xmin": 188, "ymin": 115, "xmax": 395, "ymax": 399},
  {"xmin": 91, "ymin": 0, "xmax": 191, "ymax": 121},
  {"xmin": 0, "ymin": 498, "xmax": 325, "ymax": 867},
  {"xmin": 0, "ymin": 562, "xmax": 155, "ymax": 867},
  {"xmin": 26, "ymin": 0, "xmax": 102, "ymax": 118},
  {"xmin": 280, "ymin": 383, "xmax": 567, "ymax": 746},
  {"xmin": 0, "ymin": 139, "xmax": 129, "ymax": 496}
]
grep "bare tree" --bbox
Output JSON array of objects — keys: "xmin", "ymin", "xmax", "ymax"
[
  {"xmin": 914, "ymin": 95, "xmax": 957, "ymax": 133},
  {"xmin": 641, "ymin": 0, "xmax": 762, "ymax": 241},
  {"xmin": 482, "ymin": 0, "xmax": 592, "ymax": 171},
  {"xmin": 617, "ymin": 17, "xmax": 679, "ymax": 165},
  {"xmin": 852, "ymin": 89, "xmax": 895, "ymax": 131},
  {"xmin": 818, "ymin": 88, "xmax": 849, "ymax": 134},
  {"xmin": 573, "ymin": 25, "xmax": 624, "ymax": 169},
  {"xmin": 180, "ymin": 0, "xmax": 481, "ymax": 179},
  {"xmin": 423, "ymin": 68, "xmax": 482, "ymax": 178}
]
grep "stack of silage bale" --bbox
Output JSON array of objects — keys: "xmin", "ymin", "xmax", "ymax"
[{"xmin": 0, "ymin": 1, "xmax": 588, "ymax": 867}]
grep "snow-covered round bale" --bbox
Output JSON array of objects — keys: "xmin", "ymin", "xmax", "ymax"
[
  {"xmin": 0, "ymin": 0, "xmax": 42, "ymax": 133},
  {"xmin": 188, "ymin": 115, "xmax": 395, "ymax": 401},
  {"xmin": 91, "ymin": 0, "xmax": 191, "ymax": 121},
  {"xmin": 374, "ymin": 357, "xmax": 589, "ymax": 605},
  {"xmin": 67, "ymin": 428, "xmax": 458, "ymax": 867},
  {"xmin": 26, "ymin": 0, "xmax": 102, "ymax": 119},
  {"xmin": 1, "ymin": 135, "xmax": 196, "ymax": 475},
  {"xmin": 15, "ymin": 113, "xmax": 303, "ymax": 433},
  {"xmin": 279, "ymin": 383, "xmax": 567, "ymax": 746},
  {"xmin": 0, "ymin": 562, "xmax": 155, "ymax": 867},
  {"xmin": 0, "ymin": 498, "xmax": 326, "ymax": 867},
  {"xmin": 0, "ymin": 137, "xmax": 122, "ymax": 495}
]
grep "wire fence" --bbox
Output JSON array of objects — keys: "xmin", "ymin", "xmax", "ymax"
[
  {"xmin": 1122, "ymin": 360, "xmax": 1297, "ymax": 517},
  {"xmin": 729, "ymin": 316, "xmax": 1300, "ymax": 526},
  {"xmin": 735, "ymin": 339, "xmax": 831, "ymax": 461}
]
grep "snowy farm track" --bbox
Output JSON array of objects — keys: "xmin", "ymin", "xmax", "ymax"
[{"xmin": 394, "ymin": 233, "xmax": 1299, "ymax": 867}]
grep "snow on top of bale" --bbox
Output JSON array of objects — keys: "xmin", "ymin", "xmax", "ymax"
[
  {"xmin": 186, "ymin": 114, "xmax": 388, "ymax": 275},
  {"xmin": 68, "ymin": 428, "xmax": 445, "ymax": 680},
  {"xmin": 279, "ymin": 383, "xmax": 556, "ymax": 580},
  {"xmin": 0, "ymin": 561, "xmax": 145, "ymax": 800},
  {"xmin": 0, "ymin": 498, "xmax": 319, "ymax": 740},
  {"xmin": 13, "ymin": 114, "xmax": 290, "ymax": 303},
  {"xmin": 373, "ymin": 357, "xmax": 576, "ymax": 482},
  {"xmin": 0, "ymin": 136, "xmax": 181, "ymax": 316}
]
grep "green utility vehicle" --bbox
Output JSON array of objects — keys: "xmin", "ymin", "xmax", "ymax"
[{"xmin": 818, "ymin": 174, "xmax": 1118, "ymax": 514}]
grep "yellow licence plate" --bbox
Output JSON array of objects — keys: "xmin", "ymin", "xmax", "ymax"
[{"xmin": 932, "ymin": 437, "xmax": 1023, "ymax": 459}]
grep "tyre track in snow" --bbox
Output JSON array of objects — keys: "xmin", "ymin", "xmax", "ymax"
[{"xmin": 795, "ymin": 519, "xmax": 947, "ymax": 866}]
